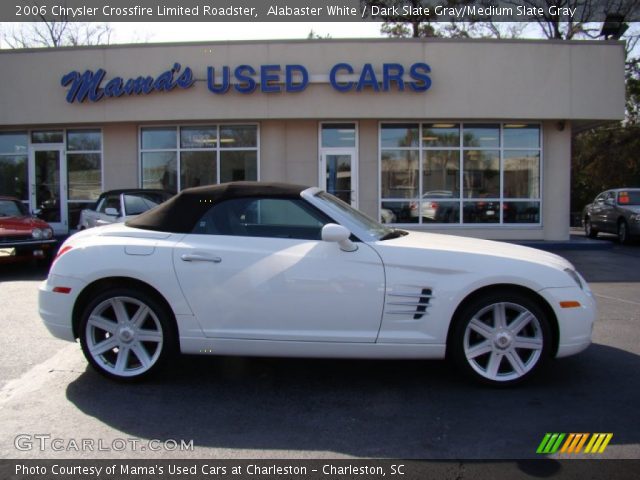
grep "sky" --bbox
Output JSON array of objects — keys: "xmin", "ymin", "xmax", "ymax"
[{"xmin": 109, "ymin": 22, "xmax": 385, "ymax": 43}]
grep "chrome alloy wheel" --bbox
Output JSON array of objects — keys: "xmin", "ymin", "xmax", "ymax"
[
  {"xmin": 463, "ymin": 302, "xmax": 544, "ymax": 383},
  {"xmin": 85, "ymin": 296, "xmax": 164, "ymax": 378}
]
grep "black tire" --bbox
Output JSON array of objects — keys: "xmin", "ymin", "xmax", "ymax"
[
  {"xmin": 585, "ymin": 218, "xmax": 598, "ymax": 239},
  {"xmin": 78, "ymin": 287, "xmax": 176, "ymax": 382},
  {"xmin": 618, "ymin": 220, "xmax": 631, "ymax": 245},
  {"xmin": 449, "ymin": 290, "xmax": 553, "ymax": 386}
]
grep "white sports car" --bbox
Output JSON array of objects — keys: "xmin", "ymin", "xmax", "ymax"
[{"xmin": 39, "ymin": 182, "xmax": 595, "ymax": 385}]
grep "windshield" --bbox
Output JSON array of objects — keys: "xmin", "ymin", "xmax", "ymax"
[
  {"xmin": 0, "ymin": 199, "xmax": 27, "ymax": 217},
  {"xmin": 618, "ymin": 191, "xmax": 640, "ymax": 206},
  {"xmin": 314, "ymin": 191, "xmax": 397, "ymax": 240}
]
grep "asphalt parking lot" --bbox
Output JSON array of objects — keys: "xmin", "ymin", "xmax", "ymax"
[{"xmin": 0, "ymin": 239, "xmax": 638, "ymax": 460}]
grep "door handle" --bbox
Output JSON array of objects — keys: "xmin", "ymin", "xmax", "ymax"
[{"xmin": 181, "ymin": 253, "xmax": 222, "ymax": 263}]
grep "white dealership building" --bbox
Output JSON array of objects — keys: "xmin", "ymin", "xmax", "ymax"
[{"xmin": 0, "ymin": 38, "xmax": 625, "ymax": 238}]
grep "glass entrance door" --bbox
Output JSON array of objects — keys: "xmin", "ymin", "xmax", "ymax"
[
  {"xmin": 29, "ymin": 147, "xmax": 67, "ymax": 233},
  {"xmin": 322, "ymin": 151, "xmax": 356, "ymax": 207}
]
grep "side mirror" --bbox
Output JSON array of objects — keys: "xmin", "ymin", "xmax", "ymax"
[
  {"xmin": 321, "ymin": 223, "xmax": 358, "ymax": 252},
  {"xmin": 105, "ymin": 207, "xmax": 119, "ymax": 217}
]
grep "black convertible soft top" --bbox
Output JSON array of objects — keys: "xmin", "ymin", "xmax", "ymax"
[{"xmin": 126, "ymin": 181, "xmax": 310, "ymax": 233}]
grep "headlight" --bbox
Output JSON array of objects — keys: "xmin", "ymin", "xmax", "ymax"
[
  {"xmin": 564, "ymin": 268, "xmax": 583, "ymax": 290},
  {"xmin": 31, "ymin": 228, "xmax": 42, "ymax": 239},
  {"xmin": 630, "ymin": 214, "xmax": 640, "ymax": 222},
  {"xmin": 42, "ymin": 228, "xmax": 53, "ymax": 239}
]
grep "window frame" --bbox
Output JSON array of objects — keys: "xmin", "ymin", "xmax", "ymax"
[
  {"xmin": 138, "ymin": 123, "xmax": 260, "ymax": 192},
  {"xmin": 378, "ymin": 121, "xmax": 543, "ymax": 227}
]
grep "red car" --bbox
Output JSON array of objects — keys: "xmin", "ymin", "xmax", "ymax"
[{"xmin": 0, "ymin": 196, "xmax": 57, "ymax": 264}]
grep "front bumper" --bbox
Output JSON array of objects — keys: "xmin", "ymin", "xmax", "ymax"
[
  {"xmin": 0, "ymin": 238, "xmax": 57, "ymax": 260},
  {"xmin": 628, "ymin": 220, "xmax": 640, "ymax": 237},
  {"xmin": 39, "ymin": 275, "xmax": 87, "ymax": 342},
  {"xmin": 539, "ymin": 285, "xmax": 597, "ymax": 358}
]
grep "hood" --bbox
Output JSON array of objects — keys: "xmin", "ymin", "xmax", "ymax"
[
  {"xmin": 0, "ymin": 215, "xmax": 49, "ymax": 233},
  {"xmin": 375, "ymin": 231, "xmax": 573, "ymax": 272}
]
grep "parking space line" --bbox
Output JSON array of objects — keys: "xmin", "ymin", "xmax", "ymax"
[{"xmin": 594, "ymin": 293, "xmax": 640, "ymax": 307}]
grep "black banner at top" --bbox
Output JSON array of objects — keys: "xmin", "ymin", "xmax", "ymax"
[{"xmin": 2, "ymin": 0, "xmax": 640, "ymax": 22}]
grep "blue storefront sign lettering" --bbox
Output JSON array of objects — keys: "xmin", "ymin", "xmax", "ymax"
[
  {"xmin": 61, "ymin": 62, "xmax": 431, "ymax": 103},
  {"xmin": 61, "ymin": 63, "xmax": 195, "ymax": 103}
]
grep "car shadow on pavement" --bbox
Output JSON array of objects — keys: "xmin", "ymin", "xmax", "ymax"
[{"xmin": 66, "ymin": 343, "xmax": 639, "ymax": 458}]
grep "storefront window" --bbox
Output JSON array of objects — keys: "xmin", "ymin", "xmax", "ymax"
[
  {"xmin": 422, "ymin": 123, "xmax": 459, "ymax": 147},
  {"xmin": 381, "ymin": 124, "xmax": 419, "ymax": 148},
  {"xmin": 463, "ymin": 124, "xmax": 500, "ymax": 148},
  {"xmin": 142, "ymin": 152, "xmax": 177, "ymax": 191},
  {"xmin": 181, "ymin": 151, "xmax": 216, "ymax": 188},
  {"xmin": 504, "ymin": 151, "xmax": 540, "ymax": 198},
  {"xmin": 67, "ymin": 130, "xmax": 101, "ymax": 151},
  {"xmin": 381, "ymin": 150, "xmax": 418, "ymax": 199},
  {"xmin": 180, "ymin": 126, "xmax": 217, "ymax": 148},
  {"xmin": 66, "ymin": 129, "xmax": 103, "ymax": 229},
  {"xmin": 504, "ymin": 124, "xmax": 540, "ymax": 149},
  {"xmin": 463, "ymin": 150, "xmax": 500, "ymax": 199},
  {"xmin": 220, "ymin": 151, "xmax": 257, "ymax": 183},
  {"xmin": 142, "ymin": 127, "xmax": 177, "ymax": 149},
  {"xmin": 422, "ymin": 150, "xmax": 460, "ymax": 197},
  {"xmin": 321, "ymin": 124, "xmax": 356, "ymax": 148},
  {"xmin": 220, "ymin": 125, "xmax": 257, "ymax": 148},
  {"xmin": 0, "ymin": 132, "xmax": 28, "ymax": 200},
  {"xmin": 141, "ymin": 125, "xmax": 258, "ymax": 192},
  {"xmin": 67, "ymin": 129, "xmax": 102, "ymax": 201},
  {"xmin": 380, "ymin": 123, "xmax": 541, "ymax": 225},
  {"xmin": 31, "ymin": 130, "xmax": 63, "ymax": 144},
  {"xmin": 67, "ymin": 153, "xmax": 101, "ymax": 200}
]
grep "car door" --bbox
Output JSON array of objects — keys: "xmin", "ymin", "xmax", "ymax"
[
  {"xmin": 590, "ymin": 192, "xmax": 607, "ymax": 230},
  {"xmin": 601, "ymin": 191, "xmax": 617, "ymax": 233},
  {"xmin": 172, "ymin": 196, "xmax": 385, "ymax": 342}
]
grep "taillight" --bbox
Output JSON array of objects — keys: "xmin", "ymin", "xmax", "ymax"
[
  {"xmin": 52, "ymin": 245, "xmax": 73, "ymax": 265},
  {"xmin": 430, "ymin": 202, "xmax": 439, "ymax": 209},
  {"xmin": 409, "ymin": 201, "xmax": 417, "ymax": 209}
]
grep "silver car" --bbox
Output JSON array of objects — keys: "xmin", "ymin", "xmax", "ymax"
[
  {"xmin": 77, "ymin": 189, "xmax": 172, "ymax": 230},
  {"xmin": 583, "ymin": 188, "xmax": 640, "ymax": 244}
]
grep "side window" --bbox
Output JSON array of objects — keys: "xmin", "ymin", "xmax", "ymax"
[{"xmin": 193, "ymin": 197, "xmax": 330, "ymax": 239}]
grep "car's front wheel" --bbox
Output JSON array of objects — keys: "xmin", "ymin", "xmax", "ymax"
[
  {"xmin": 450, "ymin": 291, "xmax": 552, "ymax": 386},
  {"xmin": 618, "ymin": 220, "xmax": 631, "ymax": 245},
  {"xmin": 79, "ymin": 288, "xmax": 175, "ymax": 381}
]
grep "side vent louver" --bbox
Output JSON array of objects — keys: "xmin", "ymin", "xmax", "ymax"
[{"xmin": 386, "ymin": 288, "xmax": 433, "ymax": 319}]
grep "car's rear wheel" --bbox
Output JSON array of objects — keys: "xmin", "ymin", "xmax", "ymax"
[
  {"xmin": 450, "ymin": 291, "xmax": 552, "ymax": 386},
  {"xmin": 618, "ymin": 220, "xmax": 631, "ymax": 245},
  {"xmin": 79, "ymin": 288, "xmax": 174, "ymax": 381},
  {"xmin": 585, "ymin": 218, "xmax": 598, "ymax": 238}
]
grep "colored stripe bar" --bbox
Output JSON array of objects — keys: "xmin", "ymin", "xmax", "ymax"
[
  {"xmin": 537, "ymin": 433, "xmax": 566, "ymax": 454},
  {"xmin": 574, "ymin": 433, "xmax": 589, "ymax": 453},
  {"xmin": 597, "ymin": 433, "xmax": 613, "ymax": 453},
  {"xmin": 536, "ymin": 433, "xmax": 552, "ymax": 454}
]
